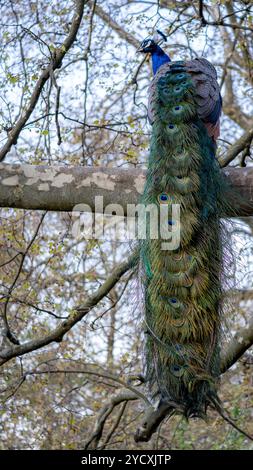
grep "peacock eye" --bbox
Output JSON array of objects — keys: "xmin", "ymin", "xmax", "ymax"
[
  {"xmin": 169, "ymin": 297, "xmax": 182, "ymax": 310},
  {"xmin": 177, "ymin": 175, "xmax": 183, "ymax": 179},
  {"xmin": 157, "ymin": 193, "xmax": 169, "ymax": 203},
  {"xmin": 174, "ymin": 105, "xmax": 182, "ymax": 112},
  {"xmin": 158, "ymin": 193, "xmax": 174, "ymax": 204},
  {"xmin": 159, "ymin": 87, "xmax": 170, "ymax": 96},
  {"xmin": 168, "ymin": 219, "xmax": 175, "ymax": 226},
  {"xmin": 177, "ymin": 74, "xmax": 184, "ymax": 79},
  {"xmin": 167, "ymin": 123, "xmax": 178, "ymax": 134},
  {"xmin": 170, "ymin": 365, "xmax": 185, "ymax": 377},
  {"xmin": 174, "ymin": 86, "xmax": 182, "ymax": 92}
]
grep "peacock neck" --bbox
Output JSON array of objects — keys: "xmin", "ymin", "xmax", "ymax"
[{"xmin": 151, "ymin": 45, "xmax": 171, "ymax": 75}]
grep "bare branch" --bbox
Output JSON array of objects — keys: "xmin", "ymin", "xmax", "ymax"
[
  {"xmin": 84, "ymin": 389, "xmax": 138, "ymax": 449},
  {"xmin": 0, "ymin": 253, "xmax": 138, "ymax": 366},
  {"xmin": 134, "ymin": 318, "xmax": 253, "ymax": 443},
  {"xmin": 0, "ymin": 0, "xmax": 88, "ymax": 161},
  {"xmin": 221, "ymin": 318, "xmax": 253, "ymax": 373},
  {"xmin": 219, "ymin": 127, "xmax": 253, "ymax": 167},
  {"xmin": 1, "ymin": 212, "xmax": 46, "ymax": 344},
  {"xmin": 1, "ymin": 163, "xmax": 253, "ymax": 216},
  {"xmin": 198, "ymin": 0, "xmax": 253, "ymax": 31},
  {"xmin": 94, "ymin": 5, "xmax": 139, "ymax": 48},
  {"xmin": 223, "ymin": 72, "xmax": 253, "ymax": 130},
  {"xmin": 100, "ymin": 401, "xmax": 127, "ymax": 450}
]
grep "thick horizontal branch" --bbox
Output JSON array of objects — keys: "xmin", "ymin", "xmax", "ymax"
[{"xmin": 1, "ymin": 163, "xmax": 253, "ymax": 216}]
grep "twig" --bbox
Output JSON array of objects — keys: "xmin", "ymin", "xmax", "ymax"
[
  {"xmin": 218, "ymin": 128, "xmax": 253, "ymax": 167},
  {"xmin": 50, "ymin": 69, "xmax": 62, "ymax": 145},
  {"xmin": 199, "ymin": 0, "xmax": 207, "ymax": 26},
  {"xmin": 82, "ymin": 0, "xmax": 97, "ymax": 163},
  {"xmin": 210, "ymin": 403, "xmax": 253, "ymax": 442},
  {"xmin": 198, "ymin": 0, "xmax": 252, "ymax": 31},
  {"xmin": 0, "ymin": 253, "xmax": 138, "ymax": 365},
  {"xmin": 1, "ymin": 212, "xmax": 46, "ymax": 344},
  {"xmin": 100, "ymin": 401, "xmax": 127, "ymax": 449},
  {"xmin": 94, "ymin": 5, "xmax": 139, "ymax": 48},
  {"xmin": 83, "ymin": 389, "xmax": 139, "ymax": 449},
  {"xmin": 0, "ymin": 0, "xmax": 88, "ymax": 161}
]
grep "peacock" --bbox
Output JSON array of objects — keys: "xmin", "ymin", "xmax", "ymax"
[{"xmin": 137, "ymin": 30, "xmax": 230, "ymax": 422}]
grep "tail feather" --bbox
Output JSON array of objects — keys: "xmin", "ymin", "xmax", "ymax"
[{"xmin": 140, "ymin": 62, "xmax": 228, "ymax": 417}]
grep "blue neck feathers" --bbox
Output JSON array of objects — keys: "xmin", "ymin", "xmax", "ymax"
[{"xmin": 151, "ymin": 45, "xmax": 171, "ymax": 75}]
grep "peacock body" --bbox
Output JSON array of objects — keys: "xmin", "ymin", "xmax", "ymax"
[{"xmin": 138, "ymin": 32, "xmax": 229, "ymax": 418}]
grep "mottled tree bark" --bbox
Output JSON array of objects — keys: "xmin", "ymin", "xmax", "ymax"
[{"xmin": 1, "ymin": 162, "xmax": 253, "ymax": 216}]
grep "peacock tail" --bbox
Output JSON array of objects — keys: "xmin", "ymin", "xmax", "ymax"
[{"xmin": 139, "ymin": 61, "xmax": 230, "ymax": 418}]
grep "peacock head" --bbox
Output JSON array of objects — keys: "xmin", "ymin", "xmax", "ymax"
[{"xmin": 137, "ymin": 29, "xmax": 167, "ymax": 53}]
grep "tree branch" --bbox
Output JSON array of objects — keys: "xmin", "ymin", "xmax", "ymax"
[
  {"xmin": 0, "ymin": 162, "xmax": 253, "ymax": 216},
  {"xmin": 223, "ymin": 72, "xmax": 253, "ymax": 130},
  {"xmin": 198, "ymin": 0, "xmax": 253, "ymax": 32},
  {"xmin": 83, "ymin": 389, "xmax": 138, "ymax": 449},
  {"xmin": 0, "ymin": 0, "xmax": 88, "ymax": 162},
  {"xmin": 0, "ymin": 253, "xmax": 137, "ymax": 366},
  {"xmin": 94, "ymin": 5, "xmax": 139, "ymax": 48},
  {"xmin": 1, "ymin": 212, "xmax": 46, "ymax": 345},
  {"xmin": 221, "ymin": 318, "xmax": 253, "ymax": 373},
  {"xmin": 58, "ymin": 315, "xmax": 253, "ymax": 448},
  {"xmin": 134, "ymin": 318, "xmax": 253, "ymax": 442},
  {"xmin": 219, "ymin": 128, "xmax": 253, "ymax": 167}
]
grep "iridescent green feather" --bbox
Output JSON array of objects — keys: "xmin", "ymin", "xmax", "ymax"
[{"xmin": 139, "ymin": 62, "xmax": 230, "ymax": 416}]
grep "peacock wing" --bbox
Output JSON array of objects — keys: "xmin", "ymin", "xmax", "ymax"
[
  {"xmin": 148, "ymin": 58, "xmax": 221, "ymax": 140},
  {"xmin": 185, "ymin": 58, "xmax": 221, "ymax": 123}
]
